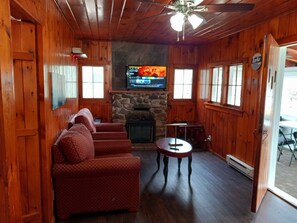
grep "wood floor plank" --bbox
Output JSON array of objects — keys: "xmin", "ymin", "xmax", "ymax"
[{"xmin": 56, "ymin": 151, "xmax": 297, "ymax": 223}]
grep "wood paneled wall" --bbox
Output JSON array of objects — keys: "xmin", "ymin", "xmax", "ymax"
[
  {"xmin": 0, "ymin": 1, "xmax": 23, "ymax": 222},
  {"xmin": 167, "ymin": 45, "xmax": 198, "ymax": 124},
  {"xmin": 12, "ymin": 20, "xmax": 42, "ymax": 223},
  {"xmin": 8, "ymin": 0, "xmax": 79, "ymax": 223},
  {"xmin": 40, "ymin": 1, "xmax": 78, "ymax": 222},
  {"xmin": 79, "ymin": 41, "xmax": 112, "ymax": 122},
  {"xmin": 196, "ymin": 10, "xmax": 297, "ymax": 167}
]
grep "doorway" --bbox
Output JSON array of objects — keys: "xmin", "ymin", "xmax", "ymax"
[{"xmin": 268, "ymin": 43, "xmax": 297, "ymax": 207}]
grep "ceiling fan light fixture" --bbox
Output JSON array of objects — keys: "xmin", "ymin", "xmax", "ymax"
[
  {"xmin": 188, "ymin": 14, "xmax": 204, "ymax": 29},
  {"xmin": 170, "ymin": 12, "xmax": 185, "ymax": 32}
]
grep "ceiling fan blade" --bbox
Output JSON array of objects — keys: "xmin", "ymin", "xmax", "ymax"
[
  {"xmin": 200, "ymin": 3, "xmax": 255, "ymax": 12},
  {"xmin": 137, "ymin": 0, "xmax": 177, "ymax": 11},
  {"xmin": 140, "ymin": 12, "xmax": 176, "ymax": 22}
]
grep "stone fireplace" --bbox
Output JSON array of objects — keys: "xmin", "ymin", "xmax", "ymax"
[{"xmin": 110, "ymin": 91, "xmax": 168, "ymax": 140}]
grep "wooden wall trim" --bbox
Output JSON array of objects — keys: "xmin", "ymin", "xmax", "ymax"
[
  {"xmin": 0, "ymin": 0, "xmax": 23, "ymax": 222},
  {"xmin": 13, "ymin": 51, "xmax": 34, "ymax": 60},
  {"xmin": 277, "ymin": 33, "xmax": 297, "ymax": 46},
  {"xmin": 205, "ymin": 102, "xmax": 244, "ymax": 117}
]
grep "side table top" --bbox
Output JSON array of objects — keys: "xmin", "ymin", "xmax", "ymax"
[{"xmin": 155, "ymin": 137, "xmax": 192, "ymax": 158}]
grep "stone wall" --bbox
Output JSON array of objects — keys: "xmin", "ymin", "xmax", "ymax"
[{"xmin": 111, "ymin": 91, "xmax": 168, "ymax": 139}]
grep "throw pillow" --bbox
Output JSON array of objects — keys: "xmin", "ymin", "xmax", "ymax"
[
  {"xmin": 69, "ymin": 124, "xmax": 95, "ymax": 159},
  {"xmin": 59, "ymin": 131, "xmax": 89, "ymax": 163}
]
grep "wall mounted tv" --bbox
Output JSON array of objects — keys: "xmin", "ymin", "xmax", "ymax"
[{"xmin": 126, "ymin": 65, "xmax": 167, "ymax": 90}]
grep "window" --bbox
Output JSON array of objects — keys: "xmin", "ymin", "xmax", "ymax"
[
  {"xmin": 173, "ymin": 68, "xmax": 193, "ymax": 99},
  {"xmin": 82, "ymin": 66, "xmax": 104, "ymax": 99},
  {"xmin": 65, "ymin": 66, "xmax": 77, "ymax": 98},
  {"xmin": 227, "ymin": 64, "xmax": 243, "ymax": 106},
  {"xmin": 211, "ymin": 67, "xmax": 223, "ymax": 103},
  {"xmin": 199, "ymin": 69, "xmax": 210, "ymax": 99},
  {"xmin": 209, "ymin": 62, "xmax": 244, "ymax": 108}
]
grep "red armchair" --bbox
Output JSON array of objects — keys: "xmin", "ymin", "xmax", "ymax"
[
  {"xmin": 52, "ymin": 124, "xmax": 140, "ymax": 219},
  {"xmin": 68, "ymin": 108, "xmax": 128, "ymax": 140}
]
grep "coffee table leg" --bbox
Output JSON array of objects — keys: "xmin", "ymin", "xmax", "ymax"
[
  {"xmin": 178, "ymin": 158, "xmax": 182, "ymax": 171},
  {"xmin": 188, "ymin": 155, "xmax": 192, "ymax": 182},
  {"xmin": 163, "ymin": 156, "xmax": 169, "ymax": 183},
  {"xmin": 156, "ymin": 151, "xmax": 160, "ymax": 171}
]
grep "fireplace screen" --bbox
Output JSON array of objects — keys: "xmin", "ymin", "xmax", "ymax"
[
  {"xmin": 126, "ymin": 121, "xmax": 155, "ymax": 143},
  {"xmin": 126, "ymin": 110, "xmax": 155, "ymax": 143}
]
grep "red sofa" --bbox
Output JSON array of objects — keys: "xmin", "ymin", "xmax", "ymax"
[
  {"xmin": 52, "ymin": 123, "xmax": 140, "ymax": 219},
  {"xmin": 68, "ymin": 108, "xmax": 128, "ymax": 140}
]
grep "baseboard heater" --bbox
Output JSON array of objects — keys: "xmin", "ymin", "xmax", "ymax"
[{"xmin": 226, "ymin": 154, "xmax": 254, "ymax": 179}]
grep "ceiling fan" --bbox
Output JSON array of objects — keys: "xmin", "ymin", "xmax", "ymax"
[{"xmin": 139, "ymin": 0, "xmax": 255, "ymax": 40}]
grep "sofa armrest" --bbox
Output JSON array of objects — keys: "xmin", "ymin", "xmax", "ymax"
[
  {"xmin": 95, "ymin": 123, "xmax": 125, "ymax": 132},
  {"xmin": 94, "ymin": 139, "xmax": 132, "ymax": 156},
  {"xmin": 92, "ymin": 132, "xmax": 127, "ymax": 140},
  {"xmin": 52, "ymin": 157, "xmax": 140, "ymax": 178}
]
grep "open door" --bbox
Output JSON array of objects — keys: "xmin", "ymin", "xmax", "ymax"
[{"xmin": 251, "ymin": 34, "xmax": 280, "ymax": 212}]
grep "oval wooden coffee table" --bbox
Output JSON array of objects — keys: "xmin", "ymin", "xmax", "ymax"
[{"xmin": 155, "ymin": 137, "xmax": 192, "ymax": 183}]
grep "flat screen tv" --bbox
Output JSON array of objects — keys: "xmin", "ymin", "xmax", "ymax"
[{"xmin": 126, "ymin": 65, "xmax": 167, "ymax": 90}]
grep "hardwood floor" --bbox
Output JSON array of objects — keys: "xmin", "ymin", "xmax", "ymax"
[{"xmin": 56, "ymin": 150, "xmax": 297, "ymax": 223}]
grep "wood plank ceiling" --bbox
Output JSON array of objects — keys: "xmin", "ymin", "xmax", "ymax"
[{"xmin": 55, "ymin": 0, "xmax": 297, "ymax": 45}]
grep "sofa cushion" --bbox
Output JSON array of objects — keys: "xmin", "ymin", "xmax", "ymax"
[
  {"xmin": 69, "ymin": 123, "xmax": 95, "ymax": 159},
  {"xmin": 75, "ymin": 114, "xmax": 96, "ymax": 133},
  {"xmin": 59, "ymin": 131, "xmax": 94, "ymax": 163}
]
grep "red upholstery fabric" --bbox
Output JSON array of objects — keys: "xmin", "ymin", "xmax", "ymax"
[
  {"xmin": 92, "ymin": 131, "xmax": 127, "ymax": 140},
  {"xmin": 68, "ymin": 123, "xmax": 95, "ymax": 160},
  {"xmin": 75, "ymin": 115, "xmax": 96, "ymax": 133},
  {"xmin": 59, "ymin": 131, "xmax": 95, "ymax": 163},
  {"xmin": 52, "ymin": 126, "xmax": 140, "ymax": 219},
  {"xmin": 71, "ymin": 108, "xmax": 125, "ymax": 133},
  {"xmin": 94, "ymin": 123, "xmax": 125, "ymax": 132}
]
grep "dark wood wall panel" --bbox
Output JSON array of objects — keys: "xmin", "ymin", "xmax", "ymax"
[{"xmin": 196, "ymin": 10, "xmax": 297, "ymax": 167}]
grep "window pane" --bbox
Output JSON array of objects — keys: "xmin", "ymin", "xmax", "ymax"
[
  {"xmin": 83, "ymin": 83, "xmax": 93, "ymax": 98},
  {"xmin": 183, "ymin": 85, "xmax": 192, "ymax": 99},
  {"xmin": 217, "ymin": 86, "xmax": 222, "ymax": 103},
  {"xmin": 173, "ymin": 68, "xmax": 193, "ymax": 99},
  {"xmin": 237, "ymin": 67, "xmax": 243, "ymax": 85},
  {"xmin": 213, "ymin": 69, "xmax": 218, "ymax": 84},
  {"xmin": 211, "ymin": 67, "xmax": 223, "ymax": 103},
  {"xmin": 211, "ymin": 86, "xmax": 217, "ymax": 102},
  {"xmin": 229, "ymin": 66, "xmax": 237, "ymax": 85},
  {"xmin": 174, "ymin": 85, "xmax": 183, "ymax": 99},
  {"xmin": 94, "ymin": 73, "xmax": 104, "ymax": 83},
  {"xmin": 82, "ymin": 66, "xmax": 104, "ymax": 99},
  {"xmin": 200, "ymin": 69, "xmax": 209, "ymax": 99},
  {"xmin": 93, "ymin": 83, "xmax": 104, "ymax": 98},
  {"xmin": 218, "ymin": 67, "xmax": 223, "ymax": 85},
  {"xmin": 235, "ymin": 86, "xmax": 241, "ymax": 106},
  {"xmin": 174, "ymin": 70, "xmax": 184, "ymax": 83},
  {"xmin": 184, "ymin": 69, "xmax": 193, "ymax": 84},
  {"xmin": 227, "ymin": 64, "xmax": 243, "ymax": 106},
  {"xmin": 82, "ymin": 66, "xmax": 93, "ymax": 82},
  {"xmin": 228, "ymin": 86, "xmax": 236, "ymax": 105}
]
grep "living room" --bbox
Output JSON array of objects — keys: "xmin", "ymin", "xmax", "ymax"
[{"xmin": 2, "ymin": 0, "xmax": 297, "ymax": 222}]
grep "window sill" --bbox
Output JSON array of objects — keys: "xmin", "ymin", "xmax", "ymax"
[{"xmin": 204, "ymin": 102, "xmax": 244, "ymax": 116}]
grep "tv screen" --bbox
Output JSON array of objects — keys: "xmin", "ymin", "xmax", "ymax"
[{"xmin": 126, "ymin": 65, "xmax": 167, "ymax": 90}]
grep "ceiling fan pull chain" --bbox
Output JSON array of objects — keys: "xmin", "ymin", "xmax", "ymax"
[{"xmin": 183, "ymin": 22, "xmax": 185, "ymax": 40}]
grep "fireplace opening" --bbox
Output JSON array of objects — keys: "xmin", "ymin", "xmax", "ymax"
[{"xmin": 125, "ymin": 106, "xmax": 155, "ymax": 143}]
